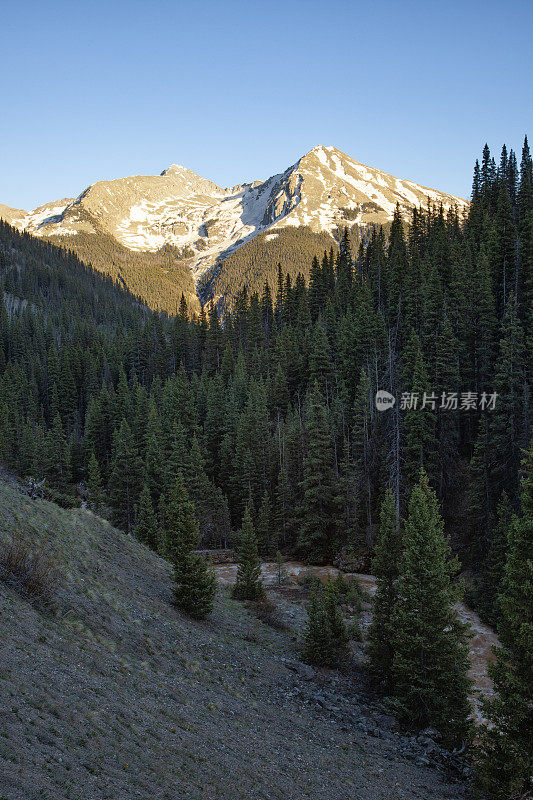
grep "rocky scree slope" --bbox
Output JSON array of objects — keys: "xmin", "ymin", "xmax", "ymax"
[{"xmin": 0, "ymin": 481, "xmax": 469, "ymax": 800}]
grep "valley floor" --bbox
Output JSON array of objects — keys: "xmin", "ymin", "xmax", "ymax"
[{"xmin": 0, "ymin": 483, "xmax": 468, "ymax": 800}]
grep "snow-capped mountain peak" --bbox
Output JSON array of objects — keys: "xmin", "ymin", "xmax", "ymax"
[{"xmin": 1, "ymin": 147, "xmax": 468, "ymax": 283}]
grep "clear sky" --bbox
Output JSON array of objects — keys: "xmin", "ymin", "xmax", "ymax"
[{"xmin": 1, "ymin": 0, "xmax": 532, "ymax": 210}]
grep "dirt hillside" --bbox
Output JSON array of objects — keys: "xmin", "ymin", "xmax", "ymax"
[{"xmin": 0, "ymin": 482, "xmax": 468, "ymax": 800}]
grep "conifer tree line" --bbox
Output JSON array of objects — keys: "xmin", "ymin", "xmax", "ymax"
[
  {"xmin": 0, "ymin": 139, "xmax": 531, "ymax": 625},
  {"xmin": 52, "ymin": 229, "xmax": 201, "ymax": 315}
]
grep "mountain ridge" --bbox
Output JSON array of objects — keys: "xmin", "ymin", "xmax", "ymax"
[{"xmin": 1, "ymin": 146, "xmax": 468, "ymax": 312}]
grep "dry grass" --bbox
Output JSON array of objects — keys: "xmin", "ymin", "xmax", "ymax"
[{"xmin": 0, "ymin": 528, "xmax": 61, "ymax": 603}]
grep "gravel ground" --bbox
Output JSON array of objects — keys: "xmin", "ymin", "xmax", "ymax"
[{"xmin": 0, "ymin": 483, "xmax": 469, "ymax": 800}]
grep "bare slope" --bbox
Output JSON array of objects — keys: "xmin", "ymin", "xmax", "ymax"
[{"xmin": 0, "ymin": 482, "xmax": 467, "ymax": 800}]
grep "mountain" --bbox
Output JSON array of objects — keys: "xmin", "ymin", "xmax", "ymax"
[{"xmin": 1, "ymin": 146, "xmax": 468, "ymax": 312}]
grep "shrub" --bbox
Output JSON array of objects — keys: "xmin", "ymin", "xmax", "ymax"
[
  {"xmin": 43, "ymin": 486, "xmax": 82, "ymax": 509},
  {"xmin": 0, "ymin": 529, "xmax": 61, "ymax": 603},
  {"xmin": 252, "ymin": 595, "xmax": 287, "ymax": 630},
  {"xmin": 296, "ymin": 569, "xmax": 321, "ymax": 591}
]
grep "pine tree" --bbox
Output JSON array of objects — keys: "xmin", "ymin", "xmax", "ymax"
[
  {"xmin": 270, "ymin": 363, "xmax": 289, "ymax": 414},
  {"xmin": 232, "ymin": 505, "xmax": 264, "ymax": 601},
  {"xmin": 174, "ymin": 550, "xmax": 217, "ymax": 620},
  {"xmin": 184, "ymin": 433, "xmax": 226, "ymax": 545},
  {"xmin": 45, "ymin": 414, "xmax": 70, "ymax": 490},
  {"xmin": 435, "ymin": 317, "xmax": 460, "ymax": 498},
  {"xmin": 518, "ymin": 136, "xmax": 533, "ymax": 237},
  {"xmin": 0, "ymin": 402, "xmax": 11, "ymax": 466},
  {"xmin": 488, "ymin": 295, "xmax": 527, "ymax": 504},
  {"xmin": 468, "ymin": 417, "xmax": 493, "ymax": 557},
  {"xmin": 134, "ymin": 483, "xmax": 160, "ymax": 551},
  {"xmin": 337, "ymin": 435, "xmax": 358, "ymax": 543},
  {"xmin": 302, "ymin": 580, "xmax": 347, "ymax": 668},
  {"xmin": 302, "ymin": 588, "xmax": 332, "ymax": 666},
  {"xmin": 204, "ymin": 304, "xmax": 223, "ymax": 374},
  {"xmin": 481, "ymin": 143, "xmax": 496, "ymax": 200},
  {"xmin": 164, "ymin": 421, "xmax": 189, "ymax": 496},
  {"xmin": 275, "ymin": 550, "xmax": 288, "ymax": 585},
  {"xmin": 108, "ymin": 418, "xmax": 143, "ymax": 533},
  {"xmin": 472, "ymin": 247, "xmax": 497, "ymax": 391},
  {"xmin": 59, "ymin": 351, "xmax": 78, "ymax": 435},
  {"xmin": 84, "ymin": 388, "xmax": 113, "ymax": 478},
  {"xmin": 256, "ymin": 489, "xmax": 274, "ymax": 556},
  {"xmin": 487, "ymin": 180, "xmax": 516, "ymax": 312},
  {"xmin": 165, "ymin": 474, "xmax": 216, "ymax": 619},
  {"xmin": 476, "ymin": 442, "xmax": 533, "ymax": 800},
  {"xmin": 475, "ymin": 491, "xmax": 514, "ymax": 626},
  {"xmin": 164, "ymin": 473, "xmax": 198, "ymax": 561},
  {"xmin": 144, "ymin": 400, "xmax": 164, "ymax": 499},
  {"xmin": 113, "ymin": 367, "xmax": 131, "ymax": 428},
  {"xmin": 335, "ymin": 227, "xmax": 353, "ymax": 308},
  {"xmin": 308, "ymin": 255, "xmax": 323, "ymax": 320},
  {"xmin": 298, "ymin": 382, "xmax": 338, "ymax": 561},
  {"xmin": 309, "ymin": 320, "xmax": 334, "ymax": 397},
  {"xmin": 351, "ymin": 368, "xmax": 375, "ymax": 543},
  {"xmin": 323, "ymin": 579, "xmax": 349, "ymax": 658},
  {"xmin": 131, "ymin": 380, "xmax": 149, "ymax": 460},
  {"xmin": 390, "ymin": 470, "xmax": 472, "ymax": 744},
  {"xmin": 403, "ymin": 344, "xmax": 437, "ymax": 495},
  {"xmin": 469, "ymin": 159, "xmax": 484, "ymax": 246},
  {"xmin": 203, "ymin": 374, "xmax": 225, "ymax": 477},
  {"xmin": 157, "ymin": 492, "xmax": 167, "ymax": 553},
  {"xmin": 233, "ymin": 378, "xmax": 273, "ymax": 516},
  {"xmin": 386, "ymin": 204, "xmax": 409, "ymax": 324},
  {"xmin": 366, "ymin": 489, "xmax": 401, "ymax": 689},
  {"xmin": 87, "ymin": 451, "xmax": 103, "ymax": 512}
]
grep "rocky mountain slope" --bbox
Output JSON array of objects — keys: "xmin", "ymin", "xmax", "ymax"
[
  {"xmin": 1, "ymin": 148, "xmax": 467, "ymax": 312},
  {"xmin": 0, "ymin": 480, "xmax": 469, "ymax": 800}
]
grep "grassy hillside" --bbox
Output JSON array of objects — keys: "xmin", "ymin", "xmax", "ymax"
[{"xmin": 0, "ymin": 481, "xmax": 468, "ymax": 800}]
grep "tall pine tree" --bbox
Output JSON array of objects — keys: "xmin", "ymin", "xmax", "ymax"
[
  {"xmin": 232, "ymin": 505, "xmax": 264, "ymax": 601},
  {"xmin": 166, "ymin": 474, "xmax": 216, "ymax": 619},
  {"xmin": 366, "ymin": 489, "xmax": 402, "ymax": 689},
  {"xmin": 390, "ymin": 470, "xmax": 472, "ymax": 744}
]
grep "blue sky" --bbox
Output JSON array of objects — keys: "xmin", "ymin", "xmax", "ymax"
[{"xmin": 1, "ymin": 0, "xmax": 532, "ymax": 210}]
